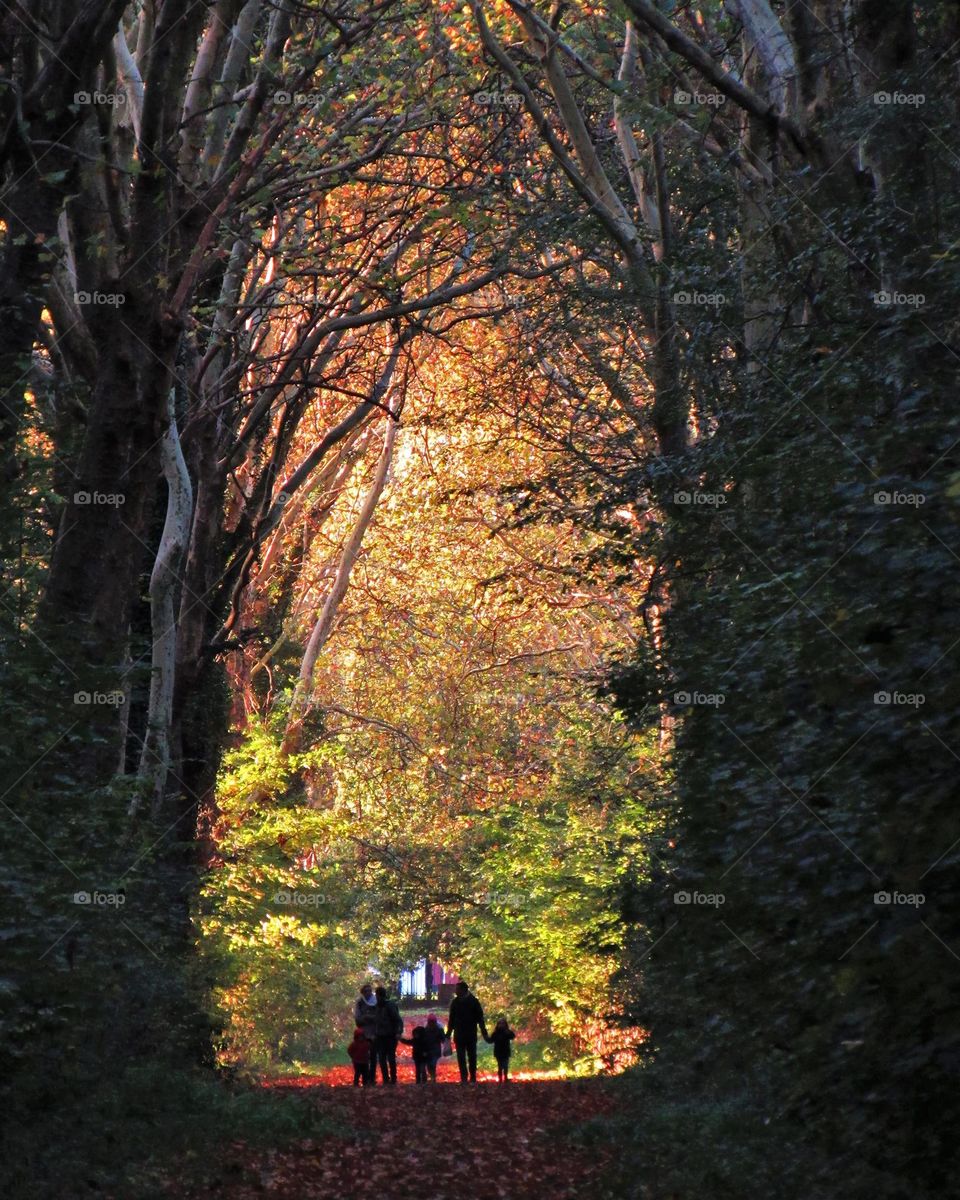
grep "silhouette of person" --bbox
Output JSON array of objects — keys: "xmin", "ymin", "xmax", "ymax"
[
  {"xmin": 445, "ymin": 980, "xmax": 489, "ymax": 1083},
  {"xmin": 348, "ymin": 1026, "xmax": 372, "ymax": 1086},
  {"xmin": 490, "ymin": 1015, "xmax": 516, "ymax": 1082},
  {"xmin": 399, "ymin": 1025, "xmax": 430, "ymax": 1083},
  {"xmin": 353, "ymin": 982, "xmax": 378, "ymax": 1083},
  {"xmin": 422, "ymin": 1013, "xmax": 445, "ymax": 1081},
  {"xmin": 373, "ymin": 984, "xmax": 403, "ymax": 1084}
]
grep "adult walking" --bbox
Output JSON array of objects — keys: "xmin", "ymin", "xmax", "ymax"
[
  {"xmin": 445, "ymin": 980, "xmax": 489, "ymax": 1083},
  {"xmin": 353, "ymin": 982, "xmax": 378, "ymax": 1083},
  {"xmin": 372, "ymin": 984, "xmax": 404, "ymax": 1085}
]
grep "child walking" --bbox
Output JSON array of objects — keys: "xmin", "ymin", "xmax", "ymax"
[
  {"xmin": 422, "ymin": 1013, "xmax": 445, "ymax": 1081},
  {"xmin": 347, "ymin": 1025, "xmax": 371, "ymax": 1086},
  {"xmin": 399, "ymin": 1025, "xmax": 430, "ymax": 1083},
  {"xmin": 490, "ymin": 1015, "xmax": 516, "ymax": 1082}
]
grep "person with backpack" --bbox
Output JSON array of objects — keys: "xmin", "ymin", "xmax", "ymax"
[
  {"xmin": 445, "ymin": 980, "xmax": 490, "ymax": 1083},
  {"xmin": 372, "ymin": 984, "xmax": 403, "ymax": 1084}
]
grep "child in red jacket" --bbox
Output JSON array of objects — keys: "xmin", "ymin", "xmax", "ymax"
[{"xmin": 348, "ymin": 1026, "xmax": 371, "ymax": 1086}]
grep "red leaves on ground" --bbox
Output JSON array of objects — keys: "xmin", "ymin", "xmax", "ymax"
[{"xmin": 186, "ymin": 1067, "xmax": 614, "ymax": 1199}]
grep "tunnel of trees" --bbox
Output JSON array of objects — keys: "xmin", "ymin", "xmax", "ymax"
[{"xmin": 1, "ymin": 1, "xmax": 958, "ymax": 1196}]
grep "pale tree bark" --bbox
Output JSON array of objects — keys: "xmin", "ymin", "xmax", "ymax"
[
  {"xmin": 470, "ymin": 2, "xmax": 649, "ymax": 292},
  {"xmin": 114, "ymin": 24, "xmax": 145, "ymax": 142},
  {"xmin": 212, "ymin": 277, "xmax": 489, "ymax": 646},
  {"xmin": 470, "ymin": 3, "xmax": 685, "ymax": 453},
  {"xmin": 245, "ymin": 433, "xmax": 371, "ymax": 691},
  {"xmin": 257, "ymin": 428, "xmax": 370, "ymax": 591},
  {"xmin": 179, "ymin": 0, "xmax": 241, "ymax": 184},
  {"xmin": 136, "ymin": 391, "xmax": 194, "ymax": 815},
  {"xmin": 725, "ymin": 0, "xmax": 799, "ymax": 115},
  {"xmin": 201, "ymin": 0, "xmax": 263, "ymax": 181},
  {"xmin": 482, "ymin": 2, "xmax": 691, "ymax": 747},
  {"xmin": 281, "ymin": 389, "xmax": 402, "ymax": 757},
  {"xmin": 621, "ymin": 0, "xmax": 809, "ymax": 155},
  {"xmin": 724, "ymin": 0, "xmax": 810, "ymax": 362},
  {"xmin": 615, "ymin": 23, "xmax": 662, "ymax": 260}
]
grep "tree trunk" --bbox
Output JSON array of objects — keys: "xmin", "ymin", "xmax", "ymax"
[
  {"xmin": 136, "ymin": 390, "xmax": 193, "ymax": 815},
  {"xmin": 282, "ymin": 400, "xmax": 401, "ymax": 756},
  {"xmin": 39, "ymin": 310, "xmax": 176, "ymax": 664}
]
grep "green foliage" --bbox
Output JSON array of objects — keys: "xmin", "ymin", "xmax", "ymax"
[
  {"xmin": 597, "ymin": 22, "xmax": 960, "ymax": 1199},
  {"xmin": 579, "ymin": 1067, "xmax": 836, "ymax": 1200},
  {"xmin": 449, "ymin": 722, "xmax": 657, "ymax": 1052},
  {"xmin": 201, "ymin": 725, "xmax": 362, "ymax": 1065},
  {"xmin": 4, "ymin": 4, "xmax": 957, "ymax": 1198},
  {"xmin": 201, "ymin": 433, "xmax": 659, "ymax": 1067},
  {"xmin": 204, "ymin": 693, "xmax": 656, "ymax": 1066},
  {"xmin": 2, "ymin": 1061, "xmax": 340, "ymax": 1199}
]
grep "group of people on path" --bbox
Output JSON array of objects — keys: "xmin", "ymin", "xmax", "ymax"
[{"xmin": 348, "ymin": 980, "xmax": 516, "ymax": 1086}]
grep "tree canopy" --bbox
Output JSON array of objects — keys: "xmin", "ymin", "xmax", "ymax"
[{"xmin": 1, "ymin": 2, "xmax": 958, "ymax": 1197}]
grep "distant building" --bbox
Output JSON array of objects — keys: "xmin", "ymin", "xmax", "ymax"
[{"xmin": 399, "ymin": 958, "xmax": 460, "ymax": 1003}]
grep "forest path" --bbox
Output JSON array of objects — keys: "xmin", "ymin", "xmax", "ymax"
[{"xmin": 190, "ymin": 1063, "xmax": 614, "ymax": 1199}]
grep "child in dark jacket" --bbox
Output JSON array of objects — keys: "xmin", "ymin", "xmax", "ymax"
[
  {"xmin": 490, "ymin": 1016, "xmax": 516, "ymax": 1082},
  {"xmin": 347, "ymin": 1026, "xmax": 371, "ymax": 1086},
  {"xmin": 422, "ymin": 1013, "xmax": 445, "ymax": 1080},
  {"xmin": 399, "ymin": 1025, "xmax": 430, "ymax": 1083}
]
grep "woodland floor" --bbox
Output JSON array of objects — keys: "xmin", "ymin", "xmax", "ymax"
[{"xmin": 181, "ymin": 1061, "xmax": 615, "ymax": 1199}]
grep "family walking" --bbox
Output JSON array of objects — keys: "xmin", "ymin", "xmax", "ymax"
[{"xmin": 349, "ymin": 980, "xmax": 516, "ymax": 1085}]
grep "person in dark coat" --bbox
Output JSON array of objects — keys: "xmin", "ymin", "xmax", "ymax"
[
  {"xmin": 373, "ymin": 984, "xmax": 403, "ymax": 1084},
  {"xmin": 445, "ymin": 980, "xmax": 489, "ymax": 1083},
  {"xmin": 490, "ymin": 1015, "xmax": 516, "ymax": 1082}
]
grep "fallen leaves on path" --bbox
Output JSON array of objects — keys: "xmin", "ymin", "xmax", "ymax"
[{"xmin": 184, "ymin": 1065, "xmax": 614, "ymax": 1199}]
